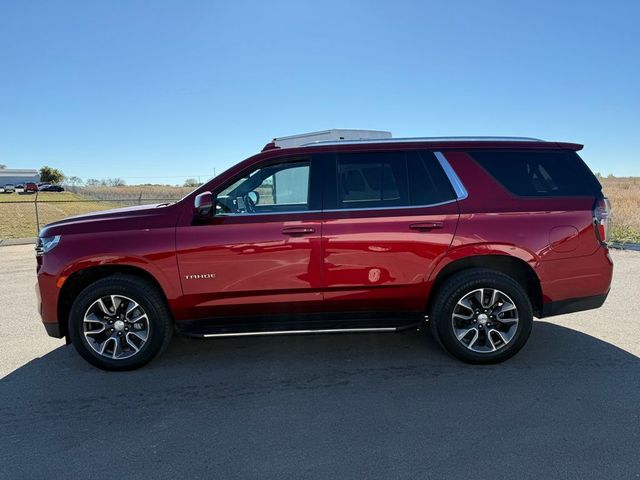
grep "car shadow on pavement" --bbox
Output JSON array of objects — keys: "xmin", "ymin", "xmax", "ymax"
[{"xmin": 1, "ymin": 321, "xmax": 639, "ymax": 480}]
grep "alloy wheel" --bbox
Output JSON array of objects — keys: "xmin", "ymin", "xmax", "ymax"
[
  {"xmin": 83, "ymin": 295, "xmax": 150, "ymax": 360},
  {"xmin": 451, "ymin": 288, "xmax": 519, "ymax": 353}
]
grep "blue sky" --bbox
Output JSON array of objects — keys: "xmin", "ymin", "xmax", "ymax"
[{"xmin": 1, "ymin": 0, "xmax": 639, "ymax": 184}]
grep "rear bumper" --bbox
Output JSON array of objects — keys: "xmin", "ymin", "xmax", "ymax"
[
  {"xmin": 537, "ymin": 246, "xmax": 613, "ymax": 305},
  {"xmin": 539, "ymin": 291, "xmax": 609, "ymax": 318}
]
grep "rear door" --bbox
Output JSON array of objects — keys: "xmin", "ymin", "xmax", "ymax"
[{"xmin": 321, "ymin": 149, "xmax": 460, "ymax": 316}]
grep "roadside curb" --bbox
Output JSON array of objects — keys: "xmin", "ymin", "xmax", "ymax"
[
  {"xmin": 609, "ymin": 242, "xmax": 640, "ymax": 252},
  {"xmin": 0, "ymin": 237, "xmax": 37, "ymax": 246}
]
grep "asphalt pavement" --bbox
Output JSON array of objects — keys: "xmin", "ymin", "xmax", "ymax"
[{"xmin": 1, "ymin": 245, "xmax": 639, "ymax": 479}]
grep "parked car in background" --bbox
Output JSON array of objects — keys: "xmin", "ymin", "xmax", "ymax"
[
  {"xmin": 39, "ymin": 185, "xmax": 65, "ymax": 192},
  {"xmin": 3, "ymin": 184, "xmax": 16, "ymax": 193},
  {"xmin": 15, "ymin": 184, "xmax": 25, "ymax": 190},
  {"xmin": 35, "ymin": 129, "xmax": 613, "ymax": 371},
  {"xmin": 24, "ymin": 182, "xmax": 38, "ymax": 193}
]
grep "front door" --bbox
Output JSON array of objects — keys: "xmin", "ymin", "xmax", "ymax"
[
  {"xmin": 321, "ymin": 149, "xmax": 460, "ymax": 316},
  {"xmin": 176, "ymin": 156, "xmax": 323, "ymax": 321}
]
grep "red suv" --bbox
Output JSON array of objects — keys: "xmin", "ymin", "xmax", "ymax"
[{"xmin": 35, "ymin": 130, "xmax": 613, "ymax": 370}]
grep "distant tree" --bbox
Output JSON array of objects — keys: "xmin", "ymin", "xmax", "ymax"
[
  {"xmin": 594, "ymin": 172, "xmax": 602, "ymax": 179},
  {"xmin": 65, "ymin": 176, "xmax": 84, "ymax": 187},
  {"xmin": 0, "ymin": 164, "xmax": 6, "ymax": 169},
  {"xmin": 607, "ymin": 173, "xmax": 615, "ymax": 179},
  {"xmin": 106, "ymin": 178, "xmax": 127, "ymax": 187},
  {"xmin": 85, "ymin": 178, "xmax": 101, "ymax": 186},
  {"xmin": 183, "ymin": 178, "xmax": 201, "ymax": 187},
  {"xmin": 39, "ymin": 166, "xmax": 65, "ymax": 184}
]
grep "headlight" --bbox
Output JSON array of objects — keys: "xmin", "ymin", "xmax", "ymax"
[{"xmin": 36, "ymin": 235, "xmax": 61, "ymax": 255}]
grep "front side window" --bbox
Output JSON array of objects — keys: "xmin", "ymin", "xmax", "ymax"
[{"xmin": 216, "ymin": 159, "xmax": 310, "ymax": 214}]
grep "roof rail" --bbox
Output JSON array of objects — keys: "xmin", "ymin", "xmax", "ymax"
[{"xmin": 299, "ymin": 136, "xmax": 545, "ymax": 147}]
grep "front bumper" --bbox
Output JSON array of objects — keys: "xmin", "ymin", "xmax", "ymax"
[
  {"xmin": 36, "ymin": 279, "xmax": 64, "ymax": 338},
  {"xmin": 43, "ymin": 322, "xmax": 63, "ymax": 338}
]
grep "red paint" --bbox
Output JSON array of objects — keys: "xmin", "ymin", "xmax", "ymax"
[{"xmin": 36, "ymin": 139, "xmax": 612, "ymax": 336}]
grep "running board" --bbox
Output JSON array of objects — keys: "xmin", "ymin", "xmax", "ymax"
[
  {"xmin": 174, "ymin": 313, "xmax": 423, "ymax": 338},
  {"xmin": 201, "ymin": 327, "xmax": 399, "ymax": 338}
]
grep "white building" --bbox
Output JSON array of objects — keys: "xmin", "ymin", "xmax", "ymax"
[{"xmin": 0, "ymin": 169, "xmax": 40, "ymax": 186}]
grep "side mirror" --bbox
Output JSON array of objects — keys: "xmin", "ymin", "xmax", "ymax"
[
  {"xmin": 247, "ymin": 190, "xmax": 259, "ymax": 205},
  {"xmin": 194, "ymin": 191, "xmax": 214, "ymax": 218}
]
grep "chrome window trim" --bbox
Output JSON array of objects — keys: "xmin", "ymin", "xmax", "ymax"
[
  {"xmin": 434, "ymin": 151, "xmax": 468, "ymax": 201},
  {"xmin": 217, "ymin": 209, "xmax": 321, "ymax": 217},
  {"xmin": 216, "ymin": 198, "xmax": 458, "ymax": 217},
  {"xmin": 322, "ymin": 199, "xmax": 457, "ymax": 213}
]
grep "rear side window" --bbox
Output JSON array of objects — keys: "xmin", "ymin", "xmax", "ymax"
[
  {"xmin": 331, "ymin": 150, "xmax": 456, "ymax": 209},
  {"xmin": 336, "ymin": 151, "xmax": 408, "ymax": 208},
  {"xmin": 469, "ymin": 150, "xmax": 602, "ymax": 197},
  {"xmin": 407, "ymin": 151, "xmax": 457, "ymax": 205}
]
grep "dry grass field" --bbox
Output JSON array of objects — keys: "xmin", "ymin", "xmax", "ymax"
[
  {"xmin": 0, "ymin": 180, "xmax": 638, "ymax": 242},
  {"xmin": 600, "ymin": 177, "xmax": 640, "ymax": 243},
  {"xmin": 0, "ymin": 186, "xmax": 193, "ymax": 239},
  {"xmin": 76, "ymin": 185, "xmax": 194, "ymax": 201},
  {"xmin": 0, "ymin": 192, "xmax": 124, "ymax": 238}
]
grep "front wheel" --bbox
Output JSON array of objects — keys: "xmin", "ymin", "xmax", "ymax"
[
  {"xmin": 68, "ymin": 275, "xmax": 173, "ymax": 371},
  {"xmin": 429, "ymin": 268, "xmax": 533, "ymax": 364}
]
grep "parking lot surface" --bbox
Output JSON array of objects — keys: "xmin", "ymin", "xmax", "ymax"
[{"xmin": 1, "ymin": 245, "xmax": 639, "ymax": 479}]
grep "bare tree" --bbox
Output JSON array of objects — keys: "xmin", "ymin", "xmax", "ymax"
[
  {"xmin": 65, "ymin": 176, "xmax": 84, "ymax": 187},
  {"xmin": 106, "ymin": 178, "xmax": 127, "ymax": 187},
  {"xmin": 183, "ymin": 178, "xmax": 202, "ymax": 187}
]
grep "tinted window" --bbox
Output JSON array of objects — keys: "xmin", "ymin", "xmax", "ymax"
[
  {"xmin": 470, "ymin": 150, "xmax": 601, "ymax": 197},
  {"xmin": 335, "ymin": 152, "xmax": 407, "ymax": 209},
  {"xmin": 407, "ymin": 151, "xmax": 457, "ymax": 205},
  {"xmin": 332, "ymin": 150, "xmax": 455, "ymax": 209}
]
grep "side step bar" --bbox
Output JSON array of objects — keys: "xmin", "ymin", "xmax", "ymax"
[
  {"xmin": 201, "ymin": 327, "xmax": 399, "ymax": 338},
  {"xmin": 174, "ymin": 314, "xmax": 424, "ymax": 338}
]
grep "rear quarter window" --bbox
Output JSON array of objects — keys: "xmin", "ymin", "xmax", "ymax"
[{"xmin": 469, "ymin": 150, "xmax": 602, "ymax": 197}]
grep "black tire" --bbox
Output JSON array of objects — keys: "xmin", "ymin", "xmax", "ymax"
[
  {"xmin": 428, "ymin": 268, "xmax": 533, "ymax": 364},
  {"xmin": 68, "ymin": 275, "xmax": 173, "ymax": 371}
]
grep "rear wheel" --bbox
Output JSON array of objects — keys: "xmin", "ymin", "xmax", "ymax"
[
  {"xmin": 429, "ymin": 268, "xmax": 533, "ymax": 364},
  {"xmin": 68, "ymin": 275, "xmax": 173, "ymax": 371}
]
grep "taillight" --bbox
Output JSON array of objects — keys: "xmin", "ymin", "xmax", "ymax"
[{"xmin": 593, "ymin": 197, "xmax": 611, "ymax": 243}]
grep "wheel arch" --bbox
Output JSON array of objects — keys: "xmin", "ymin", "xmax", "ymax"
[
  {"xmin": 428, "ymin": 253, "xmax": 543, "ymax": 317},
  {"xmin": 57, "ymin": 264, "xmax": 170, "ymax": 340}
]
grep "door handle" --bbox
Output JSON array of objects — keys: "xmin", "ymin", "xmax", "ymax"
[
  {"xmin": 409, "ymin": 222, "xmax": 444, "ymax": 231},
  {"xmin": 281, "ymin": 227, "xmax": 316, "ymax": 236}
]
